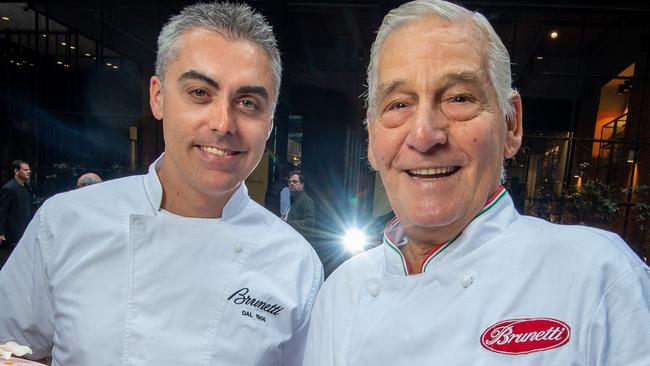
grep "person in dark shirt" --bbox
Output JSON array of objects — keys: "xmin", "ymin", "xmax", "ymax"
[
  {"xmin": 0, "ymin": 160, "xmax": 34, "ymax": 250},
  {"xmin": 286, "ymin": 171, "xmax": 315, "ymax": 242}
]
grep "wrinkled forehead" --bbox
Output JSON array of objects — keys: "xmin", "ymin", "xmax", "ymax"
[
  {"xmin": 376, "ymin": 18, "xmax": 492, "ymax": 96},
  {"xmin": 380, "ymin": 15, "xmax": 488, "ymax": 67}
]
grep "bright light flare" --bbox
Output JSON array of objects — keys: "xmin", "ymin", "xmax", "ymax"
[{"xmin": 342, "ymin": 228, "xmax": 367, "ymax": 253}]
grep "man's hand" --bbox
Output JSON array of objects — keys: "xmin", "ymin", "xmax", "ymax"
[{"xmin": 0, "ymin": 235, "xmax": 5, "ymax": 243}]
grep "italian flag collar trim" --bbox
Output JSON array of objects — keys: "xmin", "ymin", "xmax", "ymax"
[{"xmin": 383, "ymin": 186, "xmax": 508, "ymax": 276}]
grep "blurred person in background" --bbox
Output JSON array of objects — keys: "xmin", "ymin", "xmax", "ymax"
[
  {"xmin": 286, "ymin": 171, "xmax": 315, "ymax": 242},
  {"xmin": 76, "ymin": 172, "xmax": 103, "ymax": 188},
  {"xmin": 0, "ymin": 160, "xmax": 34, "ymax": 257}
]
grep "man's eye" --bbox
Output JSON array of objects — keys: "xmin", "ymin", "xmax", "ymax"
[
  {"xmin": 442, "ymin": 94, "xmax": 480, "ymax": 121},
  {"xmin": 240, "ymin": 99, "xmax": 257, "ymax": 109},
  {"xmin": 191, "ymin": 89, "xmax": 207, "ymax": 98},
  {"xmin": 387, "ymin": 102, "xmax": 407, "ymax": 111},
  {"xmin": 450, "ymin": 95, "xmax": 473, "ymax": 103}
]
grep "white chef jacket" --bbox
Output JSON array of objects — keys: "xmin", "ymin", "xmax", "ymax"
[
  {"xmin": 304, "ymin": 188, "xmax": 650, "ymax": 365},
  {"xmin": 0, "ymin": 157, "xmax": 323, "ymax": 366}
]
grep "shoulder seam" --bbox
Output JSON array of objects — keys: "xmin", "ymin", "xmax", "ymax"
[{"xmin": 37, "ymin": 204, "xmax": 54, "ymax": 271}]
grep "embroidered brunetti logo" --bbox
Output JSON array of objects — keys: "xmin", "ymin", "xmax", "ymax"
[
  {"xmin": 480, "ymin": 318, "xmax": 571, "ymax": 355},
  {"xmin": 227, "ymin": 288, "xmax": 284, "ymax": 323}
]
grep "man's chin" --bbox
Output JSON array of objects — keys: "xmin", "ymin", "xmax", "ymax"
[
  {"xmin": 198, "ymin": 178, "xmax": 242, "ymax": 196},
  {"xmin": 399, "ymin": 209, "xmax": 465, "ymax": 231}
]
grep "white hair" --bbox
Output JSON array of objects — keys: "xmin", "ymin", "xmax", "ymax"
[
  {"xmin": 366, "ymin": 0, "xmax": 517, "ymax": 122},
  {"xmin": 155, "ymin": 2, "xmax": 282, "ymax": 104}
]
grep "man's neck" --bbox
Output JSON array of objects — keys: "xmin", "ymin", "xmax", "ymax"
[
  {"xmin": 14, "ymin": 177, "xmax": 26, "ymax": 186},
  {"xmin": 157, "ymin": 166, "xmax": 236, "ymax": 219},
  {"xmin": 161, "ymin": 193, "xmax": 229, "ymax": 218},
  {"xmin": 400, "ymin": 236, "xmax": 450, "ymax": 275}
]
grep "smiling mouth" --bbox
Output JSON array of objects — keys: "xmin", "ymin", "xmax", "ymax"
[
  {"xmin": 407, "ymin": 166, "xmax": 460, "ymax": 179},
  {"xmin": 199, "ymin": 145, "xmax": 240, "ymax": 156}
]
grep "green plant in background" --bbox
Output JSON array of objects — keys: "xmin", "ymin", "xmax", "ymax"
[
  {"xmin": 527, "ymin": 176, "xmax": 558, "ymax": 222},
  {"xmin": 622, "ymin": 185, "xmax": 650, "ymax": 261},
  {"xmin": 565, "ymin": 162, "xmax": 619, "ymax": 225},
  {"xmin": 626, "ymin": 185, "xmax": 650, "ymax": 231},
  {"xmin": 108, "ymin": 162, "xmax": 130, "ymax": 179}
]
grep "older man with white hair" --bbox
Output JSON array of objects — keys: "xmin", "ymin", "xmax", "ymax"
[{"xmin": 304, "ymin": 1, "xmax": 650, "ymax": 365}]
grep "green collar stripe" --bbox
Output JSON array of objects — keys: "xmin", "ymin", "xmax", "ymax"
[
  {"xmin": 383, "ymin": 216, "xmax": 400, "ymax": 247},
  {"xmin": 384, "ymin": 236, "xmax": 409, "ymax": 276},
  {"xmin": 476, "ymin": 187, "xmax": 507, "ymax": 219},
  {"xmin": 421, "ymin": 232, "xmax": 461, "ymax": 273},
  {"xmin": 420, "ymin": 188, "xmax": 506, "ymax": 273}
]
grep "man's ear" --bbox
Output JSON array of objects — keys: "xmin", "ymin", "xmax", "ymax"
[
  {"xmin": 149, "ymin": 75, "xmax": 164, "ymax": 121},
  {"xmin": 504, "ymin": 93, "xmax": 523, "ymax": 159},
  {"xmin": 366, "ymin": 113, "xmax": 378, "ymax": 170}
]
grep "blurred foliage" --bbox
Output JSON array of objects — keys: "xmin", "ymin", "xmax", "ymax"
[
  {"xmin": 623, "ymin": 185, "xmax": 650, "ymax": 233},
  {"xmin": 527, "ymin": 176, "xmax": 559, "ymax": 222},
  {"xmin": 565, "ymin": 163, "xmax": 619, "ymax": 225},
  {"xmin": 566, "ymin": 180, "xmax": 619, "ymax": 224}
]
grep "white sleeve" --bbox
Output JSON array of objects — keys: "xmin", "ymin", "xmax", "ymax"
[
  {"xmin": 279, "ymin": 252, "xmax": 323, "ymax": 366},
  {"xmin": 586, "ymin": 265, "xmax": 650, "ymax": 366},
  {"xmin": 303, "ymin": 272, "xmax": 345, "ymax": 366},
  {"xmin": 0, "ymin": 208, "xmax": 55, "ymax": 359},
  {"xmin": 302, "ymin": 289, "xmax": 330, "ymax": 366}
]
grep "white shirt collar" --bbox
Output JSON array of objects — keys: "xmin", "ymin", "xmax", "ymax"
[{"xmin": 382, "ymin": 187, "xmax": 515, "ymax": 276}]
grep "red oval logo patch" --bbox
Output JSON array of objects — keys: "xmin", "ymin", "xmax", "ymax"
[{"xmin": 480, "ymin": 318, "xmax": 571, "ymax": 355}]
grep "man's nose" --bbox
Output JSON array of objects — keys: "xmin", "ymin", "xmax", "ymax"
[
  {"xmin": 405, "ymin": 104, "xmax": 448, "ymax": 153},
  {"xmin": 208, "ymin": 99, "xmax": 237, "ymax": 135}
]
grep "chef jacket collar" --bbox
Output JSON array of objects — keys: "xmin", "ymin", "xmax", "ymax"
[
  {"xmin": 383, "ymin": 186, "xmax": 514, "ymax": 276},
  {"xmin": 144, "ymin": 154, "xmax": 249, "ymax": 221}
]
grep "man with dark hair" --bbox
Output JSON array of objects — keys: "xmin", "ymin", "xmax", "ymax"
[
  {"xmin": 286, "ymin": 171, "xmax": 315, "ymax": 242},
  {"xmin": 0, "ymin": 3, "xmax": 322, "ymax": 365},
  {"xmin": 0, "ymin": 160, "xmax": 33, "ymax": 252}
]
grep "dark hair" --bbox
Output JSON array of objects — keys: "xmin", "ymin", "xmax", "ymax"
[
  {"xmin": 12, "ymin": 160, "xmax": 28, "ymax": 172},
  {"xmin": 289, "ymin": 171, "xmax": 304, "ymax": 184}
]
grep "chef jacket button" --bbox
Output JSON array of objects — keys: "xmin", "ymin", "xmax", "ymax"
[
  {"xmin": 368, "ymin": 284, "xmax": 380, "ymax": 297},
  {"xmin": 460, "ymin": 275, "xmax": 474, "ymax": 288},
  {"xmin": 233, "ymin": 244, "xmax": 243, "ymax": 253}
]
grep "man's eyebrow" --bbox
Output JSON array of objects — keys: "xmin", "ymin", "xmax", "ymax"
[
  {"xmin": 178, "ymin": 70, "xmax": 219, "ymax": 89},
  {"xmin": 377, "ymin": 79, "xmax": 407, "ymax": 100},
  {"xmin": 237, "ymin": 85, "xmax": 269, "ymax": 101},
  {"xmin": 443, "ymin": 70, "xmax": 483, "ymax": 85}
]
